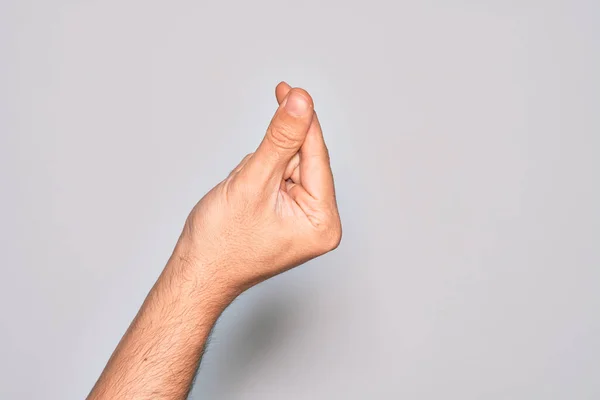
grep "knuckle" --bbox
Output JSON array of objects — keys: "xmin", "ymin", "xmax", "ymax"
[
  {"xmin": 268, "ymin": 123, "xmax": 300, "ymax": 150},
  {"xmin": 313, "ymin": 214, "xmax": 342, "ymax": 253},
  {"xmin": 325, "ymin": 220, "xmax": 343, "ymax": 251},
  {"xmin": 228, "ymin": 153, "xmax": 254, "ymax": 176}
]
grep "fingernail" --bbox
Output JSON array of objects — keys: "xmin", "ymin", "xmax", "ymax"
[{"xmin": 284, "ymin": 91, "xmax": 310, "ymax": 117}]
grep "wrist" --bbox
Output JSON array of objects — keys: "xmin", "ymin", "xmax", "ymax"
[{"xmin": 167, "ymin": 236, "xmax": 241, "ymax": 308}]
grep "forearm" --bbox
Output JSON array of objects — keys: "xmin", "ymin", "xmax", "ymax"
[{"xmin": 88, "ymin": 243, "xmax": 233, "ymax": 400}]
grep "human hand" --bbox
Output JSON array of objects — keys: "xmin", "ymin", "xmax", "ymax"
[{"xmin": 175, "ymin": 82, "xmax": 341, "ymax": 298}]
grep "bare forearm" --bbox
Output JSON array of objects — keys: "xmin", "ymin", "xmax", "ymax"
[{"xmin": 88, "ymin": 243, "xmax": 233, "ymax": 400}]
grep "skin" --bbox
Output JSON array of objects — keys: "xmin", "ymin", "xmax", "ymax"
[{"xmin": 87, "ymin": 82, "xmax": 342, "ymax": 400}]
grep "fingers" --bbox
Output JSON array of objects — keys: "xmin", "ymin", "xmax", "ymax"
[
  {"xmin": 283, "ymin": 152, "xmax": 300, "ymax": 182},
  {"xmin": 275, "ymin": 81, "xmax": 291, "ymax": 104},
  {"xmin": 275, "ymin": 82, "xmax": 335, "ymax": 202},
  {"xmin": 246, "ymin": 88, "xmax": 314, "ymax": 183}
]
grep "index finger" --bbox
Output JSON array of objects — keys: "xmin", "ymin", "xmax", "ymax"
[{"xmin": 275, "ymin": 82, "xmax": 336, "ymax": 202}]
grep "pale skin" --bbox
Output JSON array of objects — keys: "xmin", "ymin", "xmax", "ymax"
[{"xmin": 87, "ymin": 82, "xmax": 342, "ymax": 400}]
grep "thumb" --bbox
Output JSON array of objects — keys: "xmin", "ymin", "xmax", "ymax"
[{"xmin": 249, "ymin": 88, "xmax": 314, "ymax": 179}]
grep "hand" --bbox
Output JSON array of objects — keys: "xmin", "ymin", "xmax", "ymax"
[{"xmin": 176, "ymin": 82, "xmax": 342, "ymax": 297}]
